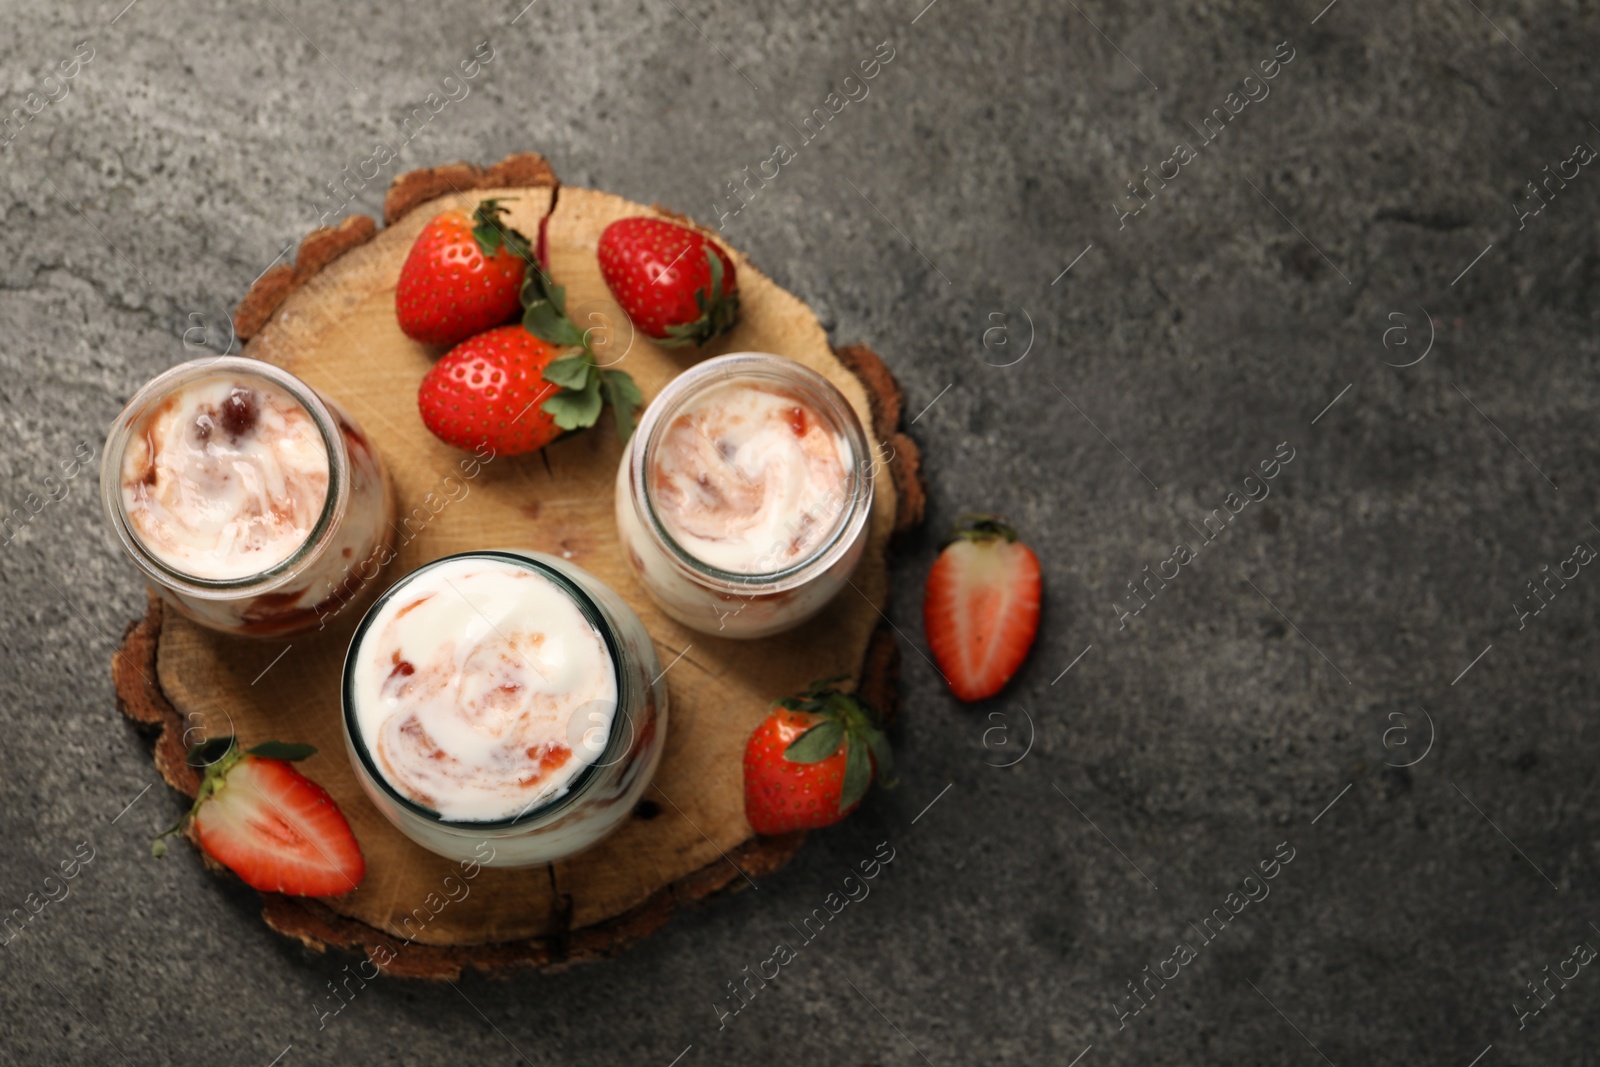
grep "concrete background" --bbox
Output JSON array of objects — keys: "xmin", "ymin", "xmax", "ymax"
[{"xmin": 2, "ymin": 0, "xmax": 1598, "ymax": 1063}]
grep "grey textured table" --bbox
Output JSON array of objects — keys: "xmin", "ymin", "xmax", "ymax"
[{"xmin": 2, "ymin": 0, "xmax": 1597, "ymax": 1064}]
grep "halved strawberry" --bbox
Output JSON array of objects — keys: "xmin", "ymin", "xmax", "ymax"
[
  {"xmin": 743, "ymin": 678, "xmax": 895, "ymax": 835},
  {"xmin": 154, "ymin": 739, "xmax": 365, "ymax": 898},
  {"xmin": 923, "ymin": 514, "xmax": 1042, "ymax": 702},
  {"xmin": 396, "ymin": 199, "xmax": 531, "ymax": 347}
]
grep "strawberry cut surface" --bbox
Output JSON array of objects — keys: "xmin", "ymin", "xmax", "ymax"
[
  {"xmin": 923, "ymin": 516, "xmax": 1042, "ymax": 702},
  {"xmin": 192, "ymin": 757, "xmax": 366, "ymax": 897}
]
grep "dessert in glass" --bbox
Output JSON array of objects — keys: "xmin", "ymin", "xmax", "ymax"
[
  {"xmin": 341, "ymin": 550, "xmax": 666, "ymax": 867},
  {"xmin": 615, "ymin": 352, "xmax": 875, "ymax": 638},
  {"xmin": 101, "ymin": 356, "xmax": 393, "ymax": 637}
]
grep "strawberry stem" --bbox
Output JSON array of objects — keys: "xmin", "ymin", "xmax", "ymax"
[{"xmin": 470, "ymin": 199, "xmax": 533, "ymax": 262}]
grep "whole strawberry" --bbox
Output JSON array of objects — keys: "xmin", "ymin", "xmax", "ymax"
[
  {"xmin": 396, "ymin": 199, "xmax": 531, "ymax": 347},
  {"xmin": 418, "ymin": 326, "xmax": 565, "ymax": 456},
  {"xmin": 924, "ymin": 514, "xmax": 1042, "ymax": 701},
  {"xmin": 743, "ymin": 678, "xmax": 894, "ymax": 835},
  {"xmin": 419, "ymin": 325, "xmax": 643, "ymax": 456},
  {"xmin": 597, "ymin": 216, "xmax": 739, "ymax": 347},
  {"xmin": 154, "ymin": 738, "xmax": 365, "ymax": 898}
]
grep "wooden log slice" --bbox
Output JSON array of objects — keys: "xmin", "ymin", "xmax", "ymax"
[{"xmin": 111, "ymin": 154, "xmax": 924, "ymax": 979}]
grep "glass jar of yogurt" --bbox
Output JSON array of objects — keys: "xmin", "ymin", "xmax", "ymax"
[
  {"xmin": 101, "ymin": 357, "xmax": 394, "ymax": 637},
  {"xmin": 341, "ymin": 550, "xmax": 667, "ymax": 867},
  {"xmin": 615, "ymin": 352, "xmax": 875, "ymax": 638}
]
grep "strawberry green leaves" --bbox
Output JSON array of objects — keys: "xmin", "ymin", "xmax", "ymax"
[
  {"xmin": 840, "ymin": 735, "xmax": 873, "ymax": 812},
  {"xmin": 542, "ymin": 352, "xmax": 592, "ymax": 390},
  {"xmin": 659, "ymin": 245, "xmax": 741, "ymax": 348},
  {"xmin": 543, "ymin": 366, "xmax": 603, "ymax": 431},
  {"xmin": 602, "ymin": 369, "xmax": 643, "ymax": 437},
  {"xmin": 779, "ymin": 678, "xmax": 896, "ymax": 813},
  {"xmin": 521, "ymin": 265, "xmax": 585, "ymax": 349},
  {"xmin": 784, "ymin": 719, "xmax": 846, "ymax": 762},
  {"xmin": 521, "ymin": 260, "xmax": 642, "ymax": 442}
]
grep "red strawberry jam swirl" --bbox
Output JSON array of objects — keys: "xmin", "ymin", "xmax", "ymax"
[
  {"xmin": 648, "ymin": 382, "xmax": 851, "ymax": 574},
  {"xmin": 350, "ymin": 558, "xmax": 617, "ymax": 822},
  {"xmin": 120, "ymin": 378, "xmax": 329, "ymax": 580}
]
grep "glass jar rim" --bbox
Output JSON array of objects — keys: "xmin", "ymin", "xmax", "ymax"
[
  {"xmin": 99, "ymin": 356, "xmax": 350, "ymax": 597},
  {"xmin": 628, "ymin": 352, "xmax": 875, "ymax": 593},
  {"xmin": 340, "ymin": 550, "xmax": 630, "ymax": 831}
]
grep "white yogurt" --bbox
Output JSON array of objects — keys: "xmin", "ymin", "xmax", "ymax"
[
  {"xmin": 349, "ymin": 556, "xmax": 618, "ymax": 823},
  {"xmin": 649, "ymin": 381, "xmax": 851, "ymax": 575},
  {"xmin": 119, "ymin": 376, "xmax": 329, "ymax": 580}
]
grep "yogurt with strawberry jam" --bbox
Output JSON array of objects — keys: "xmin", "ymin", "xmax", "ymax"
[
  {"xmin": 343, "ymin": 551, "xmax": 666, "ymax": 866},
  {"xmin": 103, "ymin": 357, "xmax": 393, "ymax": 636},
  {"xmin": 350, "ymin": 555, "xmax": 616, "ymax": 822},
  {"xmin": 650, "ymin": 379, "xmax": 852, "ymax": 573},
  {"xmin": 616, "ymin": 353, "xmax": 875, "ymax": 638},
  {"xmin": 120, "ymin": 377, "xmax": 329, "ymax": 579}
]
